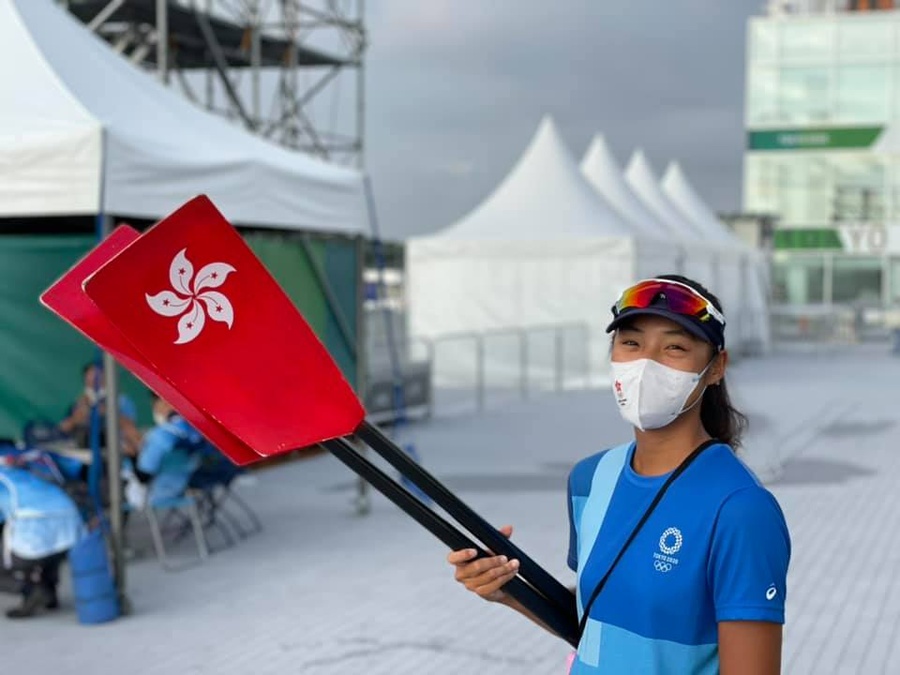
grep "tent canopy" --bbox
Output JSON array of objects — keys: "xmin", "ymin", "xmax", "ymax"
[
  {"xmin": 661, "ymin": 162, "xmax": 743, "ymax": 246},
  {"xmin": 0, "ymin": 0, "xmax": 365, "ymax": 233},
  {"xmin": 580, "ymin": 135, "xmax": 671, "ymax": 242},
  {"xmin": 625, "ymin": 150, "xmax": 710, "ymax": 242},
  {"xmin": 660, "ymin": 162, "xmax": 773, "ymax": 354},
  {"xmin": 407, "ymin": 117, "xmax": 684, "ymax": 382},
  {"xmin": 437, "ymin": 116, "xmax": 631, "ymax": 240}
]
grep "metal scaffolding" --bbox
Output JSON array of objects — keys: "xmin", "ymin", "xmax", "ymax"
[
  {"xmin": 63, "ymin": 0, "xmax": 366, "ymax": 167},
  {"xmin": 56, "ymin": 1, "xmax": 372, "ymax": 527}
]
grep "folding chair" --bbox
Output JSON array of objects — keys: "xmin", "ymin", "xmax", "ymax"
[
  {"xmin": 189, "ymin": 449, "xmax": 262, "ymax": 540},
  {"xmin": 126, "ymin": 449, "xmax": 208, "ymax": 571}
]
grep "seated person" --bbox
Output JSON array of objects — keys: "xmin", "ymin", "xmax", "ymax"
[
  {"xmin": 124, "ymin": 393, "xmax": 204, "ymax": 509},
  {"xmin": 0, "ymin": 463, "xmax": 85, "ymax": 619},
  {"xmin": 57, "ymin": 361, "xmax": 142, "ymax": 459},
  {"xmin": 189, "ymin": 445, "xmax": 242, "ymax": 492}
]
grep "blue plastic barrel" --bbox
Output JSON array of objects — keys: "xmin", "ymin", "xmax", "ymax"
[{"xmin": 68, "ymin": 529, "xmax": 119, "ymax": 625}]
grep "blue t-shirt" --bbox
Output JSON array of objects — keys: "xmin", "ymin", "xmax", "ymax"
[{"xmin": 567, "ymin": 442, "xmax": 791, "ymax": 674}]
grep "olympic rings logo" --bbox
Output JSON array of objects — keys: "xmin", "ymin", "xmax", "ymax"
[{"xmin": 653, "ymin": 560, "xmax": 673, "ymax": 573}]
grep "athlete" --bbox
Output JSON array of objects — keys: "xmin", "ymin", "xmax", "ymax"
[{"xmin": 448, "ymin": 275, "xmax": 791, "ymax": 674}]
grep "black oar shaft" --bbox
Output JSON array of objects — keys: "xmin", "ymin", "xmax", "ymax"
[
  {"xmin": 321, "ymin": 437, "xmax": 580, "ymax": 648},
  {"xmin": 356, "ymin": 421, "xmax": 577, "ymax": 619}
]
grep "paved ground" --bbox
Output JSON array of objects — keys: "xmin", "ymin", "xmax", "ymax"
[{"xmin": 1, "ymin": 344, "xmax": 898, "ymax": 674}]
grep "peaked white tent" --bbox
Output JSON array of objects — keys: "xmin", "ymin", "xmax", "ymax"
[
  {"xmin": 0, "ymin": 0, "xmax": 365, "ymax": 232},
  {"xmin": 625, "ymin": 151, "xmax": 759, "ymax": 353},
  {"xmin": 433, "ymin": 117, "xmax": 632, "ymax": 241},
  {"xmin": 406, "ymin": 117, "xmax": 679, "ymax": 385},
  {"xmin": 625, "ymin": 151, "xmax": 709, "ymax": 241},
  {"xmin": 625, "ymin": 150, "xmax": 725, "ymax": 287},
  {"xmin": 661, "ymin": 163, "xmax": 740, "ymax": 246},
  {"xmin": 580, "ymin": 135, "xmax": 684, "ymax": 269},
  {"xmin": 662, "ymin": 163, "xmax": 771, "ymax": 353}
]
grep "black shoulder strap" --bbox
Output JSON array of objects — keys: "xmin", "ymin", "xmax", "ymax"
[{"xmin": 577, "ymin": 439, "xmax": 718, "ymax": 639}]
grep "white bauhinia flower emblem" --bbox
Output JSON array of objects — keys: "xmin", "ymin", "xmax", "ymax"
[{"xmin": 145, "ymin": 248, "xmax": 236, "ymax": 344}]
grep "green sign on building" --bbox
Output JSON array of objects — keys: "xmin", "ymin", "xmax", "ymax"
[
  {"xmin": 748, "ymin": 126, "xmax": 883, "ymax": 151},
  {"xmin": 773, "ymin": 228, "xmax": 844, "ymax": 250}
]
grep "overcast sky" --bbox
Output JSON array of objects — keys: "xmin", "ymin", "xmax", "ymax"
[{"xmin": 363, "ymin": 1, "xmax": 766, "ymax": 240}]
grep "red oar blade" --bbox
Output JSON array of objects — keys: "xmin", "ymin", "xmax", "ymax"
[
  {"xmin": 40, "ymin": 224, "xmax": 261, "ymax": 466},
  {"xmin": 82, "ymin": 195, "xmax": 366, "ymax": 457}
]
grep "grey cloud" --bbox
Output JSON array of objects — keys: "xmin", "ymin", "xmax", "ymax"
[{"xmin": 366, "ymin": 1, "xmax": 764, "ymax": 239}]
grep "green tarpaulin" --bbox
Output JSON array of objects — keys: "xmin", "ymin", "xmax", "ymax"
[
  {"xmin": 0, "ymin": 232, "xmax": 359, "ymax": 441},
  {"xmin": 244, "ymin": 232, "xmax": 358, "ymax": 387}
]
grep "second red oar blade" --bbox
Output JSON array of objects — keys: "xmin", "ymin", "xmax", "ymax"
[
  {"xmin": 81, "ymin": 195, "xmax": 366, "ymax": 456},
  {"xmin": 40, "ymin": 223, "xmax": 259, "ymax": 465}
]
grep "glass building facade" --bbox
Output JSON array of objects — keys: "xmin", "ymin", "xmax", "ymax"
[{"xmin": 744, "ymin": 9, "xmax": 900, "ymax": 309}]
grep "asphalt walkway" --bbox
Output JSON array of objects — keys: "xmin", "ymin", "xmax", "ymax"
[{"xmin": 1, "ymin": 344, "xmax": 897, "ymax": 674}]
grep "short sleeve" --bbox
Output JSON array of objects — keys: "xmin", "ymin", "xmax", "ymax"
[
  {"xmin": 567, "ymin": 472, "xmax": 578, "ymax": 571},
  {"xmin": 0, "ymin": 482, "xmax": 10, "ymax": 524},
  {"xmin": 117, "ymin": 394, "xmax": 138, "ymax": 422},
  {"xmin": 709, "ymin": 486, "xmax": 791, "ymax": 624},
  {"xmin": 566, "ymin": 452, "xmax": 605, "ymax": 572},
  {"xmin": 137, "ymin": 428, "xmax": 174, "ymax": 475}
]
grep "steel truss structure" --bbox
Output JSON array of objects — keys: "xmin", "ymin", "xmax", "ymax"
[{"xmin": 63, "ymin": 0, "xmax": 366, "ymax": 167}]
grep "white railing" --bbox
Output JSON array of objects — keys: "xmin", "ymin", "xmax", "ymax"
[
  {"xmin": 409, "ymin": 322, "xmax": 593, "ymax": 416},
  {"xmin": 369, "ymin": 310, "xmax": 777, "ymax": 421},
  {"xmin": 769, "ymin": 305, "xmax": 857, "ymax": 345}
]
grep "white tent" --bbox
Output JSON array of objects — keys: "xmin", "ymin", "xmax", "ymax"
[
  {"xmin": 625, "ymin": 151, "xmax": 756, "ymax": 353},
  {"xmin": 406, "ymin": 117, "xmax": 679, "ymax": 386},
  {"xmin": 580, "ymin": 134, "xmax": 685, "ymax": 271},
  {"xmin": 661, "ymin": 163, "xmax": 741, "ymax": 246},
  {"xmin": 626, "ymin": 151, "xmax": 724, "ymax": 287},
  {"xmin": 662, "ymin": 163, "xmax": 771, "ymax": 353},
  {"xmin": 0, "ymin": 0, "xmax": 365, "ymax": 233}
]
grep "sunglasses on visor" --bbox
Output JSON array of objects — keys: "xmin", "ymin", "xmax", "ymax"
[{"xmin": 612, "ymin": 278, "xmax": 726, "ymax": 327}]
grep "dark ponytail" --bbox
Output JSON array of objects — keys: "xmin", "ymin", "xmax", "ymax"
[
  {"xmin": 656, "ymin": 274, "xmax": 748, "ymax": 450},
  {"xmin": 700, "ymin": 378, "xmax": 747, "ymax": 450}
]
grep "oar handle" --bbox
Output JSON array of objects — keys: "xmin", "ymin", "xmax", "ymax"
[
  {"xmin": 356, "ymin": 422, "xmax": 577, "ymax": 619},
  {"xmin": 322, "ymin": 438, "xmax": 580, "ymax": 648}
]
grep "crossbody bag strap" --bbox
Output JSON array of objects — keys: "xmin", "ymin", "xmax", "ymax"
[{"xmin": 577, "ymin": 439, "xmax": 719, "ymax": 639}]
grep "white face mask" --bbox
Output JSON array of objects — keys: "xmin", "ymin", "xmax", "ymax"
[
  {"xmin": 84, "ymin": 386, "xmax": 106, "ymax": 405},
  {"xmin": 153, "ymin": 411, "xmax": 171, "ymax": 427},
  {"xmin": 610, "ymin": 358, "xmax": 711, "ymax": 431}
]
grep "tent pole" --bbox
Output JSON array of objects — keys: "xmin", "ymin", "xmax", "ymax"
[
  {"xmin": 356, "ymin": 0, "xmax": 366, "ymax": 168},
  {"xmin": 157, "ymin": 0, "xmax": 169, "ymax": 84},
  {"xmin": 251, "ymin": 1, "xmax": 261, "ymax": 126},
  {"xmin": 354, "ymin": 234, "xmax": 371, "ymax": 515},
  {"xmin": 99, "ymin": 213, "xmax": 129, "ymax": 614},
  {"xmin": 354, "ymin": 1, "xmax": 371, "ymax": 507},
  {"xmin": 205, "ymin": 0, "xmax": 214, "ymax": 111}
]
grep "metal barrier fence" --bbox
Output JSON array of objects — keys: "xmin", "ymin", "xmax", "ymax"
[
  {"xmin": 369, "ymin": 311, "xmax": 779, "ymax": 421},
  {"xmin": 408, "ymin": 322, "xmax": 593, "ymax": 416},
  {"xmin": 769, "ymin": 305, "xmax": 857, "ymax": 345}
]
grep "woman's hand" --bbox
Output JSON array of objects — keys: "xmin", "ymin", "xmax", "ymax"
[
  {"xmin": 59, "ymin": 397, "xmax": 90, "ymax": 433},
  {"xmin": 447, "ymin": 525, "xmax": 520, "ymax": 604}
]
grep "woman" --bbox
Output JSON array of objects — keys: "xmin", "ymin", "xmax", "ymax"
[
  {"xmin": 58, "ymin": 361, "xmax": 142, "ymax": 459},
  {"xmin": 123, "ymin": 392, "xmax": 205, "ymax": 510},
  {"xmin": 448, "ymin": 275, "xmax": 791, "ymax": 674}
]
